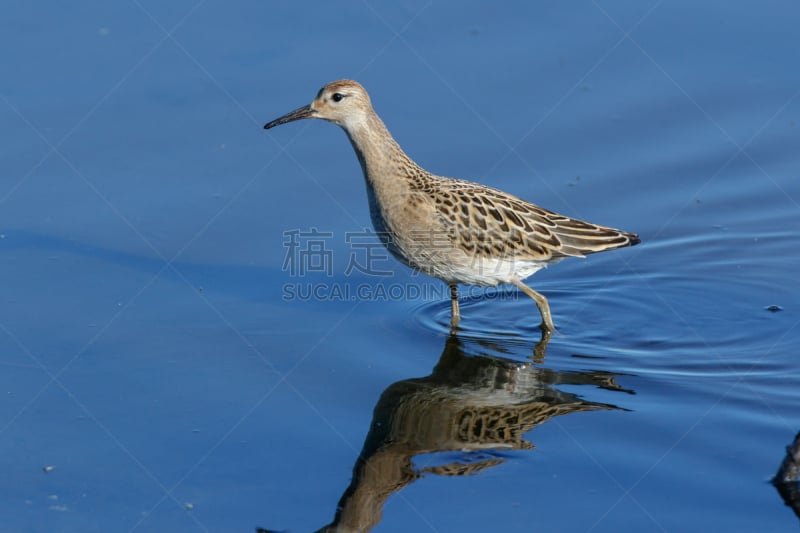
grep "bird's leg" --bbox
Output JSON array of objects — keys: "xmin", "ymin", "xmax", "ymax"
[
  {"xmin": 510, "ymin": 278, "xmax": 555, "ymax": 332},
  {"xmin": 449, "ymin": 283, "xmax": 460, "ymax": 328}
]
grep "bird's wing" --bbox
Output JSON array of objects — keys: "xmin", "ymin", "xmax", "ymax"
[{"xmin": 434, "ymin": 179, "xmax": 639, "ymax": 261}]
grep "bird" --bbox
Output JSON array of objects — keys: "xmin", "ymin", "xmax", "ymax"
[{"xmin": 264, "ymin": 80, "xmax": 640, "ymax": 331}]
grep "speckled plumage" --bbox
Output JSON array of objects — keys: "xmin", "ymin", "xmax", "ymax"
[{"xmin": 264, "ymin": 80, "xmax": 640, "ymax": 330}]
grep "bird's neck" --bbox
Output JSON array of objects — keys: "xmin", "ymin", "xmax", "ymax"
[{"xmin": 341, "ymin": 111, "xmax": 423, "ymax": 193}]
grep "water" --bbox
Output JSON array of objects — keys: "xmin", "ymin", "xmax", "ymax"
[{"xmin": 2, "ymin": 1, "xmax": 799, "ymax": 532}]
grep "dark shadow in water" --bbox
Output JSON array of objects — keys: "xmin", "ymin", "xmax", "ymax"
[
  {"xmin": 773, "ymin": 431, "xmax": 800, "ymax": 520},
  {"xmin": 258, "ymin": 333, "xmax": 634, "ymax": 533}
]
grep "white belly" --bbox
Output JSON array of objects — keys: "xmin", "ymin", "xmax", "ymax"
[{"xmin": 401, "ymin": 245, "xmax": 553, "ymax": 286}]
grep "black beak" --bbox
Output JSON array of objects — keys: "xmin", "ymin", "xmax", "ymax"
[{"xmin": 263, "ymin": 105, "xmax": 316, "ymax": 129}]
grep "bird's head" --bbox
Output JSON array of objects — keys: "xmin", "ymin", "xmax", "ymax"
[{"xmin": 263, "ymin": 79, "xmax": 372, "ymax": 131}]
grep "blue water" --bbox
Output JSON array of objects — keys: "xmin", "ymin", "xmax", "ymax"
[{"xmin": 2, "ymin": 1, "xmax": 799, "ymax": 532}]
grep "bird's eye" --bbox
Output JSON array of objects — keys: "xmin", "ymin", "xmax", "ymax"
[{"xmin": 331, "ymin": 92, "xmax": 344, "ymax": 103}]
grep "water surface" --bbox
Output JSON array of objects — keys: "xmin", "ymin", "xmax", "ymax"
[{"xmin": 1, "ymin": 1, "xmax": 799, "ymax": 532}]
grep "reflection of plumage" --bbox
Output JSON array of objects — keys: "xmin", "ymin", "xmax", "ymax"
[{"xmin": 303, "ymin": 335, "xmax": 633, "ymax": 533}]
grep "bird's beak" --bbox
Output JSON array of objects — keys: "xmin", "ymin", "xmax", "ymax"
[{"xmin": 263, "ymin": 104, "xmax": 316, "ymax": 129}]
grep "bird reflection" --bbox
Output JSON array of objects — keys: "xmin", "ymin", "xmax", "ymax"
[{"xmin": 301, "ymin": 333, "xmax": 634, "ymax": 533}]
